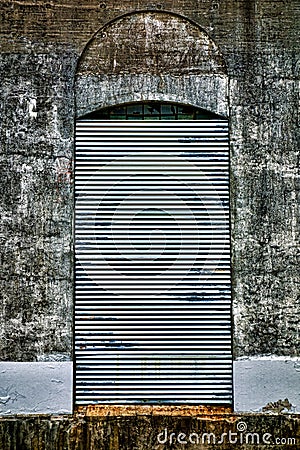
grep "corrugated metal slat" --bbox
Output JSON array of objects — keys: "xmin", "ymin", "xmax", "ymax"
[{"xmin": 75, "ymin": 120, "xmax": 232, "ymax": 405}]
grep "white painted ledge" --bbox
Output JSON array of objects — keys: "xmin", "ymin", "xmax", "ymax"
[
  {"xmin": 0, "ymin": 362, "xmax": 73, "ymax": 415},
  {"xmin": 234, "ymin": 357, "xmax": 300, "ymax": 413},
  {"xmin": 1, "ymin": 359, "xmax": 300, "ymax": 415}
]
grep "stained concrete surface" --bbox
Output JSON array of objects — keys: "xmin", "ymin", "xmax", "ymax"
[{"xmin": 1, "ymin": 411, "xmax": 300, "ymax": 450}]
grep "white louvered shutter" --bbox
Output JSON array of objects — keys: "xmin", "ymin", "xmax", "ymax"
[{"xmin": 75, "ymin": 120, "xmax": 232, "ymax": 404}]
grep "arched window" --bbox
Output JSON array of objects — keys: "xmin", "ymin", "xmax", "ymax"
[{"xmin": 80, "ymin": 101, "xmax": 223, "ymax": 121}]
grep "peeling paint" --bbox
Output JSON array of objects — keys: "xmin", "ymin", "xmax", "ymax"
[
  {"xmin": 28, "ymin": 98, "xmax": 37, "ymax": 119},
  {"xmin": 262, "ymin": 399, "xmax": 294, "ymax": 414}
]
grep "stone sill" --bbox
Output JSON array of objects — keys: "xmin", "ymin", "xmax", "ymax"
[{"xmin": 76, "ymin": 405, "xmax": 232, "ymax": 417}]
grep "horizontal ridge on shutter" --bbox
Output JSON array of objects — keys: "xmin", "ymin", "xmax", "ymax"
[{"xmin": 75, "ymin": 120, "xmax": 232, "ymax": 405}]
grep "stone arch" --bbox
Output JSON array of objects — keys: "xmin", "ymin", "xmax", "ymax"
[{"xmin": 75, "ymin": 11, "xmax": 228, "ymax": 118}]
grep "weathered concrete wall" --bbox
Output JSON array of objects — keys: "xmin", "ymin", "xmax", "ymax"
[
  {"xmin": 0, "ymin": 0, "xmax": 299, "ymax": 366},
  {"xmin": 76, "ymin": 12, "xmax": 228, "ymax": 117},
  {"xmin": 227, "ymin": 1, "xmax": 300, "ymax": 357},
  {"xmin": 1, "ymin": 410, "xmax": 300, "ymax": 449},
  {"xmin": 0, "ymin": 50, "xmax": 76, "ymax": 361}
]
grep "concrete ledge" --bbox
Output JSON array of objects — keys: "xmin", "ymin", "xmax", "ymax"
[
  {"xmin": 1, "ymin": 358, "xmax": 300, "ymax": 416},
  {"xmin": 0, "ymin": 362, "xmax": 73, "ymax": 415},
  {"xmin": 234, "ymin": 357, "xmax": 300, "ymax": 413}
]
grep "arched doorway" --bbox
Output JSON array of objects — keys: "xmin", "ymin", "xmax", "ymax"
[
  {"xmin": 74, "ymin": 11, "xmax": 231, "ymax": 405},
  {"xmin": 75, "ymin": 101, "xmax": 231, "ymax": 404}
]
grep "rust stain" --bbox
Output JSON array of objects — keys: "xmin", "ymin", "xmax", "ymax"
[{"xmin": 76, "ymin": 404, "xmax": 232, "ymax": 417}]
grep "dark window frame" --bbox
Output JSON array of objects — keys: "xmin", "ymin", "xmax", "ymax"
[{"xmin": 80, "ymin": 101, "xmax": 224, "ymax": 121}]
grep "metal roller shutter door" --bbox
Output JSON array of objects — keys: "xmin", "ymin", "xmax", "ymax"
[{"xmin": 75, "ymin": 120, "xmax": 232, "ymax": 404}]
